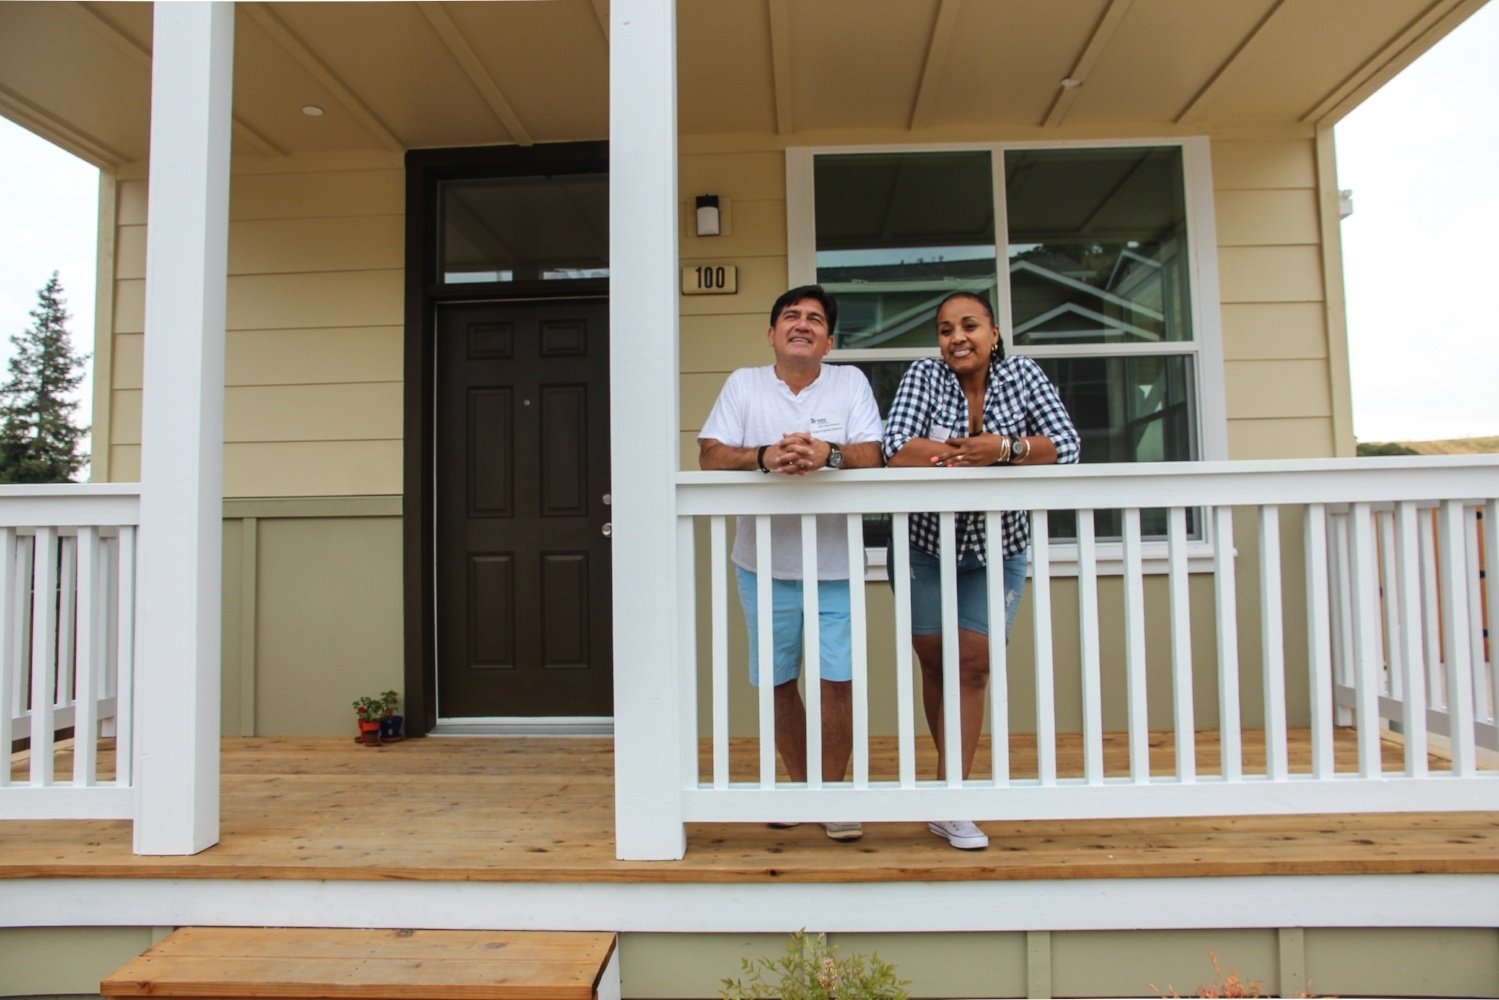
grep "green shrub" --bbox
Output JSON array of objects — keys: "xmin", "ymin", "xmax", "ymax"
[{"xmin": 721, "ymin": 929, "xmax": 908, "ymax": 999}]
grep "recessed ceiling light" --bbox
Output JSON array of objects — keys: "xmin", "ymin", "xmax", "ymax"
[{"xmin": 301, "ymin": 104, "xmax": 325, "ymax": 117}]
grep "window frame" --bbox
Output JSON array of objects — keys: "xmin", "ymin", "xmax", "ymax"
[{"xmin": 784, "ymin": 137, "xmax": 1229, "ymax": 575}]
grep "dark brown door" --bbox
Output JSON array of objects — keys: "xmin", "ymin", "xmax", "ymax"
[{"xmin": 435, "ymin": 299, "xmax": 612, "ymax": 718}]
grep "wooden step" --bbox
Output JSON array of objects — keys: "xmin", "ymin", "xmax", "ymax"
[{"xmin": 100, "ymin": 927, "xmax": 619, "ymax": 1000}]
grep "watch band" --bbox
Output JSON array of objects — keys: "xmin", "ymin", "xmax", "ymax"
[{"xmin": 756, "ymin": 444, "xmax": 770, "ymax": 473}]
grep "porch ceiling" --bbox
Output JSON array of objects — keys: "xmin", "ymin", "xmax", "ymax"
[{"xmin": 0, "ymin": 0, "xmax": 1486, "ymax": 169}]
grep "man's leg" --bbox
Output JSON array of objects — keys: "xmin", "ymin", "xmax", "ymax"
[
  {"xmin": 820, "ymin": 679, "xmax": 853, "ymax": 782},
  {"xmin": 814, "ymin": 578, "xmax": 854, "ymax": 783},
  {"xmin": 773, "ymin": 680, "xmax": 807, "ymax": 782}
]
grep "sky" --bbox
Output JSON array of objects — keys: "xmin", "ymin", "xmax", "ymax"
[
  {"xmin": 1335, "ymin": 0, "xmax": 1499, "ymax": 441},
  {"xmin": 0, "ymin": 4, "xmax": 1496, "ymax": 447}
]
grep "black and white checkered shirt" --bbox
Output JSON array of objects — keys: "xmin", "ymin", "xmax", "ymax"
[{"xmin": 881, "ymin": 355, "xmax": 1080, "ymax": 561}]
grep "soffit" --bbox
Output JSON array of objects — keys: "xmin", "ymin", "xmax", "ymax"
[{"xmin": 0, "ymin": 0, "xmax": 1484, "ymax": 169}]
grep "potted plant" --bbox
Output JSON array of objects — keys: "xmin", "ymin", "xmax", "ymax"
[
  {"xmin": 376, "ymin": 690, "xmax": 403, "ymax": 742},
  {"xmin": 352, "ymin": 694, "xmax": 390, "ymax": 745}
]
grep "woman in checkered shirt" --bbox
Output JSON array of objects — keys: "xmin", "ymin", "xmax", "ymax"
[{"xmin": 882, "ymin": 291, "xmax": 1080, "ymax": 849}]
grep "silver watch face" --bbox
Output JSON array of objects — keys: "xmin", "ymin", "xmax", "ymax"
[{"xmin": 827, "ymin": 445, "xmax": 843, "ymax": 469}]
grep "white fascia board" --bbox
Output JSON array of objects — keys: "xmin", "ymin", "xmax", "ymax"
[{"xmin": 6, "ymin": 875, "xmax": 1497, "ymax": 933}]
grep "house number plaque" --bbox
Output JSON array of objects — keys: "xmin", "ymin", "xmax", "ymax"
[{"xmin": 681, "ymin": 264, "xmax": 738, "ymax": 295}]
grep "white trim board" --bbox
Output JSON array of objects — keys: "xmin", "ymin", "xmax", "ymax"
[{"xmin": 7, "ymin": 875, "xmax": 1497, "ymax": 933}]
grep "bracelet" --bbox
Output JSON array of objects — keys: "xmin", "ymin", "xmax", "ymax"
[
  {"xmin": 994, "ymin": 435, "xmax": 1012, "ymax": 465},
  {"xmin": 756, "ymin": 444, "xmax": 770, "ymax": 473}
]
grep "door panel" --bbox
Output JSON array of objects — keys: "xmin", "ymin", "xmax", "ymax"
[{"xmin": 436, "ymin": 299, "xmax": 612, "ymax": 718}]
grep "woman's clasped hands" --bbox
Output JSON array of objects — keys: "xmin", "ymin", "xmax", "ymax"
[{"xmin": 928, "ymin": 433, "xmax": 1011, "ymax": 467}]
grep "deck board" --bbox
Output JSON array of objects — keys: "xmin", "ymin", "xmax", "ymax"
[
  {"xmin": 3, "ymin": 733, "xmax": 1496, "ymax": 884},
  {"xmin": 101, "ymin": 927, "xmax": 616, "ymax": 1000}
]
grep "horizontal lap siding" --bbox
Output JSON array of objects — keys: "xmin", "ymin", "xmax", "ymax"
[
  {"xmin": 105, "ymin": 155, "xmax": 404, "ymax": 498},
  {"xmin": 677, "ymin": 147, "xmax": 788, "ymax": 454},
  {"xmin": 1211, "ymin": 137, "xmax": 1340, "ymax": 457}
]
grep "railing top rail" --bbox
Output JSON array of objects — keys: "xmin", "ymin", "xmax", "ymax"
[
  {"xmin": 0, "ymin": 484, "xmax": 142, "ymax": 527},
  {"xmin": 675, "ymin": 456, "xmax": 1499, "ymax": 516}
]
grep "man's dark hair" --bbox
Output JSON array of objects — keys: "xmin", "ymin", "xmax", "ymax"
[{"xmin": 769, "ymin": 284, "xmax": 838, "ymax": 334}]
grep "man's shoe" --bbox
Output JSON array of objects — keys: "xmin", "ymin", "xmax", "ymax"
[
  {"xmin": 928, "ymin": 819, "xmax": 988, "ymax": 850},
  {"xmin": 823, "ymin": 821, "xmax": 863, "ymax": 841}
]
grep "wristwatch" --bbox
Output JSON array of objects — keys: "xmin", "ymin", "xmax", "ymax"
[{"xmin": 826, "ymin": 442, "xmax": 844, "ymax": 469}]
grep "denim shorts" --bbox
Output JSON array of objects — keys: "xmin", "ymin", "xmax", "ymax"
[
  {"xmin": 888, "ymin": 542, "xmax": 1028, "ymax": 640},
  {"xmin": 735, "ymin": 568, "xmax": 853, "ymax": 687}
]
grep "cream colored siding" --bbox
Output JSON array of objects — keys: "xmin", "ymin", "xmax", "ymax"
[
  {"xmin": 1225, "ymin": 360, "xmax": 1333, "ymax": 419},
  {"xmin": 678, "ymin": 144, "xmax": 788, "ymax": 446},
  {"xmin": 1210, "ymin": 136, "xmax": 1344, "ymax": 456},
  {"xmin": 0, "ymin": 926, "xmax": 162, "ymax": 997},
  {"xmin": 221, "ymin": 500, "xmax": 403, "ymax": 737},
  {"xmin": 104, "ymin": 153, "xmax": 404, "ymax": 498}
]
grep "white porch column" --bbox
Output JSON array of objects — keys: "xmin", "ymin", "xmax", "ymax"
[
  {"xmin": 610, "ymin": 0, "xmax": 686, "ymax": 860},
  {"xmin": 133, "ymin": 1, "xmax": 234, "ymax": 855}
]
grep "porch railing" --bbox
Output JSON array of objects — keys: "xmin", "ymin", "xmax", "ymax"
[
  {"xmin": 0, "ymin": 485, "xmax": 139, "ymax": 820},
  {"xmin": 674, "ymin": 457, "xmax": 1499, "ymax": 825},
  {"xmin": 1329, "ymin": 499, "xmax": 1497, "ymax": 764}
]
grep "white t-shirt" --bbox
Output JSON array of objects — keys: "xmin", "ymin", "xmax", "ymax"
[{"xmin": 698, "ymin": 363, "xmax": 882, "ymax": 580}]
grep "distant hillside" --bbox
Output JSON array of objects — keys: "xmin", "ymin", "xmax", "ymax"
[{"xmin": 1358, "ymin": 436, "xmax": 1499, "ymax": 456}]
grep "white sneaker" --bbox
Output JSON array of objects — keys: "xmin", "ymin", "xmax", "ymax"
[
  {"xmin": 929, "ymin": 819, "xmax": 988, "ymax": 850},
  {"xmin": 822, "ymin": 821, "xmax": 863, "ymax": 842}
]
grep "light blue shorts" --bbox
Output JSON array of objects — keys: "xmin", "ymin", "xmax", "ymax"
[
  {"xmin": 891, "ymin": 544, "xmax": 1028, "ymax": 641},
  {"xmin": 735, "ymin": 568, "xmax": 853, "ymax": 687}
]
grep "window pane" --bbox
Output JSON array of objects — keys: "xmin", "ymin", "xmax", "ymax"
[
  {"xmin": 1035, "ymin": 355, "xmax": 1196, "ymax": 465},
  {"xmin": 814, "ymin": 151, "xmax": 996, "ymax": 350},
  {"xmin": 439, "ymin": 174, "xmax": 608, "ymax": 284},
  {"xmin": 1005, "ymin": 147, "xmax": 1191, "ymax": 346}
]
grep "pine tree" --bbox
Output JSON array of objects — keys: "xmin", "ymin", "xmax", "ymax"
[{"xmin": 0, "ymin": 273, "xmax": 90, "ymax": 483}]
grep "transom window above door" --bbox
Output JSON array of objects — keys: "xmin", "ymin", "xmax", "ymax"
[{"xmin": 439, "ymin": 173, "xmax": 609, "ymax": 285}]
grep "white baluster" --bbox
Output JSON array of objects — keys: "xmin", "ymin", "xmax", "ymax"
[
  {"xmin": 74, "ymin": 528, "xmax": 100, "ymax": 787},
  {"xmin": 716, "ymin": 515, "xmax": 734, "ymax": 791},
  {"xmin": 1394, "ymin": 502, "xmax": 1428, "ymax": 777},
  {"xmin": 846, "ymin": 514, "xmax": 870, "ymax": 789},
  {"xmin": 755, "ymin": 515, "xmax": 775, "ymax": 788},
  {"xmin": 938, "ymin": 512, "xmax": 960, "ymax": 788},
  {"xmin": 1437, "ymin": 501, "xmax": 1477, "ymax": 774},
  {"xmin": 985, "ymin": 512, "xmax": 1009, "ymax": 786},
  {"xmin": 1168, "ymin": 507, "xmax": 1196, "ymax": 783},
  {"xmin": 1031, "ymin": 510, "xmax": 1056, "ymax": 786},
  {"xmin": 0, "ymin": 528, "xmax": 16, "ymax": 788},
  {"xmin": 1259, "ymin": 506, "xmax": 1288, "ymax": 782},
  {"xmin": 1077, "ymin": 509, "xmax": 1103, "ymax": 785},
  {"xmin": 892, "ymin": 514, "xmax": 916, "ymax": 788},
  {"xmin": 801, "ymin": 513, "xmax": 822, "ymax": 791},
  {"xmin": 28, "ymin": 527, "xmax": 58, "ymax": 787},
  {"xmin": 1213, "ymin": 507, "xmax": 1242, "ymax": 781},
  {"xmin": 1349, "ymin": 503, "xmax": 1385, "ymax": 779},
  {"xmin": 710, "ymin": 516, "xmax": 729, "ymax": 790},
  {"xmin": 1122, "ymin": 508, "xmax": 1149, "ymax": 783},
  {"xmin": 1304, "ymin": 504, "xmax": 1334, "ymax": 780}
]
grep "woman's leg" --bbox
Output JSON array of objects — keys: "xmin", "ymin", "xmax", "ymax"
[{"xmin": 913, "ymin": 628, "xmax": 990, "ymax": 780}]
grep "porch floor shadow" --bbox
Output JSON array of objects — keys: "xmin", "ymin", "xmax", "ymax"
[{"xmin": 3, "ymin": 733, "xmax": 1496, "ymax": 884}]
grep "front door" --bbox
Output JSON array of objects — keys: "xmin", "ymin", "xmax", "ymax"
[{"xmin": 435, "ymin": 298, "xmax": 612, "ymax": 720}]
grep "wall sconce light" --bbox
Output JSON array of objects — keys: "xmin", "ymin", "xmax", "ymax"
[{"xmin": 695, "ymin": 195, "xmax": 721, "ymax": 237}]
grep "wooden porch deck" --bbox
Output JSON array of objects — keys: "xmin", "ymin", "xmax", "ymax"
[{"xmin": 3, "ymin": 733, "xmax": 1496, "ymax": 884}]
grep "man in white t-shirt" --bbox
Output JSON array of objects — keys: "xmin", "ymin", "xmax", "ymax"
[{"xmin": 698, "ymin": 285, "xmax": 882, "ymax": 841}]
